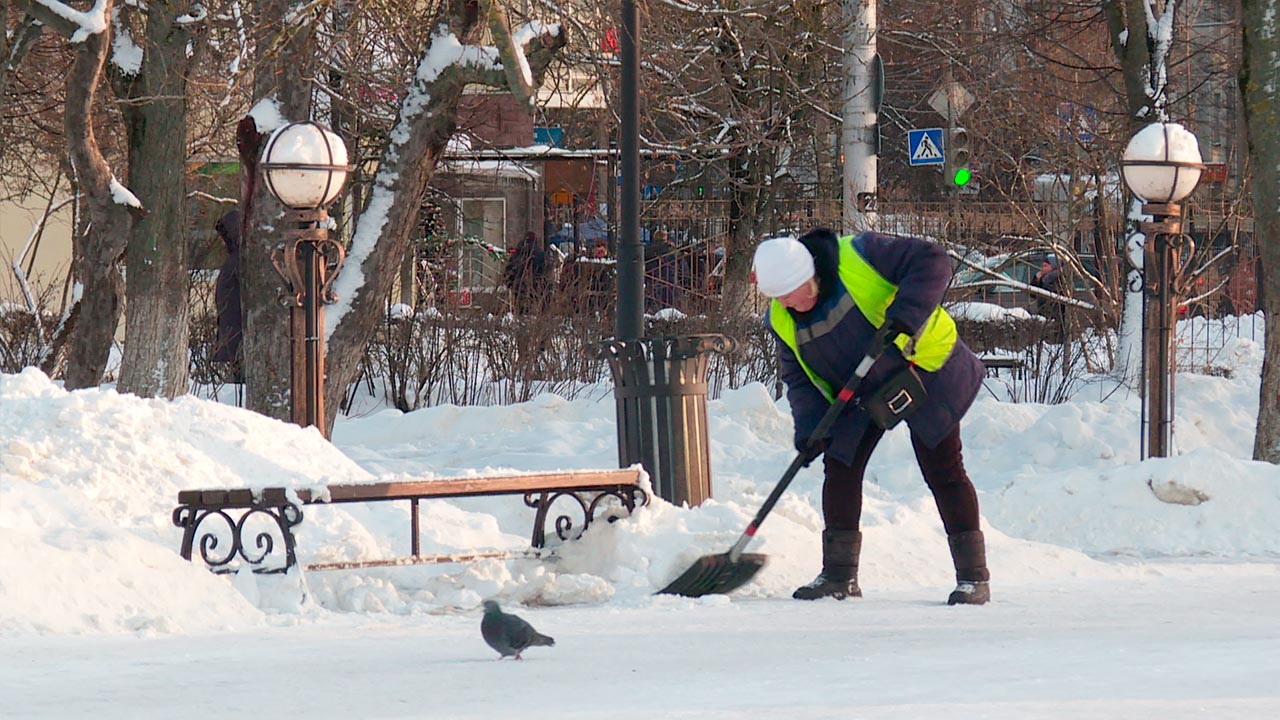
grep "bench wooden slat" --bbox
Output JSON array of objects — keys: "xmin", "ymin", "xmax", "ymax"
[
  {"xmin": 315, "ymin": 469, "xmax": 642, "ymax": 503},
  {"xmin": 198, "ymin": 490, "xmax": 226, "ymax": 504},
  {"xmin": 177, "ymin": 469, "xmax": 643, "ymax": 507}
]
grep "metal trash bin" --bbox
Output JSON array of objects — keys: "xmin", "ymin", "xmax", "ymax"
[{"xmin": 598, "ymin": 334, "xmax": 736, "ymax": 507}]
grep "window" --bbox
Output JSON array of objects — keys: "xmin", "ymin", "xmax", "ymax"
[{"xmin": 460, "ymin": 198, "xmax": 506, "ymax": 288}]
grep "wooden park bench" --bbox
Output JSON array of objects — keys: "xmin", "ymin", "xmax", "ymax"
[
  {"xmin": 981, "ymin": 355, "xmax": 1026, "ymax": 379},
  {"xmin": 173, "ymin": 469, "xmax": 648, "ymax": 574}
]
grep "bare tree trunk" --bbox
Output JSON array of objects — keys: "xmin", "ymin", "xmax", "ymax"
[
  {"xmin": 721, "ymin": 159, "xmax": 766, "ymax": 313},
  {"xmin": 320, "ymin": 8, "xmax": 487, "ymax": 431},
  {"xmin": 1241, "ymin": 0, "xmax": 1280, "ymax": 461},
  {"xmin": 713, "ymin": 22, "xmax": 780, "ymax": 316},
  {"xmin": 240, "ymin": 0, "xmax": 317, "ymax": 421},
  {"xmin": 117, "ymin": 3, "xmax": 196, "ymax": 399},
  {"xmin": 1105, "ymin": 0, "xmax": 1156, "ymax": 127},
  {"xmin": 63, "ymin": 262, "xmax": 126, "ymax": 389},
  {"xmin": 56, "ymin": 0, "xmax": 140, "ymax": 389},
  {"xmin": 322, "ymin": 1, "xmax": 565, "ymax": 433}
]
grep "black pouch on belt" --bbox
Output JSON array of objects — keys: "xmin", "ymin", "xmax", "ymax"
[{"xmin": 860, "ymin": 364, "xmax": 927, "ymax": 430}]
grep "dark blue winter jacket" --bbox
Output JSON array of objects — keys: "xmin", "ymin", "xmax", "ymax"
[{"xmin": 768, "ymin": 229, "xmax": 984, "ymax": 462}]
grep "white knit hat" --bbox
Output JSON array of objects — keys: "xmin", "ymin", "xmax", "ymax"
[{"xmin": 752, "ymin": 236, "xmax": 815, "ymax": 297}]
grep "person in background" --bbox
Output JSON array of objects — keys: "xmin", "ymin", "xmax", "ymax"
[
  {"xmin": 1032, "ymin": 254, "xmax": 1062, "ymax": 296},
  {"xmin": 503, "ymin": 231, "xmax": 549, "ymax": 314},
  {"xmin": 1031, "ymin": 253, "xmax": 1067, "ymax": 339},
  {"xmin": 645, "ymin": 230, "xmax": 681, "ymax": 311},
  {"xmin": 212, "ymin": 209, "xmax": 244, "ymax": 382},
  {"xmin": 751, "ymin": 228, "xmax": 990, "ymax": 605}
]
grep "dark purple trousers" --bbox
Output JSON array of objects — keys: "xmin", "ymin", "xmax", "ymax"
[{"xmin": 822, "ymin": 425, "xmax": 980, "ymax": 535}]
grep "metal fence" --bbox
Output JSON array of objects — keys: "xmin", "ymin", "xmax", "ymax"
[{"xmin": 183, "ymin": 192, "xmax": 1261, "ymax": 414}]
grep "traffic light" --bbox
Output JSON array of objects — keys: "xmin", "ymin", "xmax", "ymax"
[{"xmin": 946, "ymin": 127, "xmax": 972, "ymax": 189}]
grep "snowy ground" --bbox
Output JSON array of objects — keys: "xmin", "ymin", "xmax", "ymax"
[
  {"xmin": 2, "ymin": 327, "xmax": 1279, "ymax": 718},
  {"xmin": 5, "ymin": 567, "xmax": 1277, "ymax": 720}
]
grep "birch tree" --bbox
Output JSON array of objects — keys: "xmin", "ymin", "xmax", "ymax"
[
  {"xmin": 1104, "ymin": 1, "xmax": 1240, "ymax": 392},
  {"xmin": 1105, "ymin": 0, "xmax": 1175, "ymax": 380}
]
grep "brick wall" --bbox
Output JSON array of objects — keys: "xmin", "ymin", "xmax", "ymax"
[{"xmin": 457, "ymin": 93, "xmax": 534, "ymax": 148}]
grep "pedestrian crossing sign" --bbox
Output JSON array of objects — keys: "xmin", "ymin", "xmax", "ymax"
[{"xmin": 908, "ymin": 128, "xmax": 945, "ymax": 166}]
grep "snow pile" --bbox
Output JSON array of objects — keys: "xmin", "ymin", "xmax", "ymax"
[{"xmin": 2, "ymin": 331, "xmax": 1280, "ymax": 637}]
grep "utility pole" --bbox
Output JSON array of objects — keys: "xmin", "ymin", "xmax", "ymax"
[{"xmin": 842, "ymin": 0, "xmax": 879, "ymax": 235}]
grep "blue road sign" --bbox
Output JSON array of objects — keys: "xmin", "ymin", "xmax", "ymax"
[
  {"xmin": 534, "ymin": 126, "xmax": 564, "ymax": 147},
  {"xmin": 908, "ymin": 128, "xmax": 945, "ymax": 166},
  {"xmin": 1056, "ymin": 103, "xmax": 1097, "ymax": 144}
]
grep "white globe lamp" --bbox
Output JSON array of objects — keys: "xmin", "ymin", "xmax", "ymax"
[
  {"xmin": 1120, "ymin": 123, "xmax": 1204, "ymax": 204},
  {"xmin": 261, "ymin": 121, "xmax": 351, "ymax": 209}
]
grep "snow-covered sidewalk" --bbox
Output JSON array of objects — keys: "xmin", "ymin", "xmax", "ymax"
[{"xmin": 4, "ymin": 563, "xmax": 1276, "ymax": 719}]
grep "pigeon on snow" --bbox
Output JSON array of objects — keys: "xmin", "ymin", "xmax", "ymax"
[{"xmin": 481, "ymin": 600, "xmax": 555, "ymax": 660}]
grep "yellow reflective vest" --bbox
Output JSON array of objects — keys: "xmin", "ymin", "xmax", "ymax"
[{"xmin": 768, "ymin": 234, "xmax": 959, "ymax": 402}]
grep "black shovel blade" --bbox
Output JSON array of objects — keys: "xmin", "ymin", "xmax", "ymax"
[{"xmin": 657, "ymin": 552, "xmax": 768, "ymax": 597}]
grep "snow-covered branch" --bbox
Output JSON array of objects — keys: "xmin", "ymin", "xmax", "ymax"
[{"xmin": 30, "ymin": 0, "xmax": 109, "ymax": 42}]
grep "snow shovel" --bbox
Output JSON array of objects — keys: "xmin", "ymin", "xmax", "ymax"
[{"xmin": 658, "ymin": 348, "xmax": 884, "ymax": 597}]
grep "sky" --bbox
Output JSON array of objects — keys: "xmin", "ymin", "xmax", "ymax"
[{"xmin": 1, "ymin": 312, "xmax": 1278, "ymax": 718}]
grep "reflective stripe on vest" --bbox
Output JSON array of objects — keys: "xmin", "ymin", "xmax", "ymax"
[{"xmin": 769, "ymin": 234, "xmax": 958, "ymax": 401}]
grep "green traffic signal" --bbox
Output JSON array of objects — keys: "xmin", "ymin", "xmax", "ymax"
[{"xmin": 945, "ymin": 127, "xmax": 973, "ymax": 190}]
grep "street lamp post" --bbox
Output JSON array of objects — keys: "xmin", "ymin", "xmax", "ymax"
[
  {"xmin": 260, "ymin": 121, "xmax": 352, "ymax": 438},
  {"xmin": 596, "ymin": 2, "xmax": 728, "ymax": 507},
  {"xmin": 1121, "ymin": 122, "xmax": 1204, "ymax": 459},
  {"xmin": 616, "ymin": 0, "xmax": 643, "ymax": 341}
]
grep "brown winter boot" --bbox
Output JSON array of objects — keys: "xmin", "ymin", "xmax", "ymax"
[
  {"xmin": 946, "ymin": 530, "xmax": 991, "ymax": 605},
  {"xmin": 793, "ymin": 530, "xmax": 862, "ymax": 600}
]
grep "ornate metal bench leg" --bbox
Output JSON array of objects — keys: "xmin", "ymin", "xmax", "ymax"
[
  {"xmin": 629, "ymin": 487, "xmax": 649, "ymax": 512},
  {"xmin": 173, "ymin": 504, "xmax": 198, "ymax": 561},
  {"xmin": 527, "ymin": 490, "xmax": 593, "ymax": 546},
  {"xmin": 278, "ymin": 504, "xmax": 302, "ymax": 572},
  {"xmin": 527, "ymin": 491, "xmax": 551, "ymax": 548},
  {"xmin": 525, "ymin": 487, "xmax": 650, "ymax": 548},
  {"xmin": 584, "ymin": 486, "xmax": 650, "ymax": 527},
  {"xmin": 172, "ymin": 502, "xmax": 304, "ymax": 574}
]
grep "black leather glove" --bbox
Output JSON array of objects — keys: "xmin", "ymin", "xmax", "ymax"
[
  {"xmin": 873, "ymin": 318, "xmax": 913, "ymax": 353},
  {"xmin": 795, "ymin": 436, "xmax": 829, "ymax": 467}
]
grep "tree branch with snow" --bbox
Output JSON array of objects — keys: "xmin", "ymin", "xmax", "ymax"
[{"xmin": 318, "ymin": 0, "xmax": 566, "ymax": 432}]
